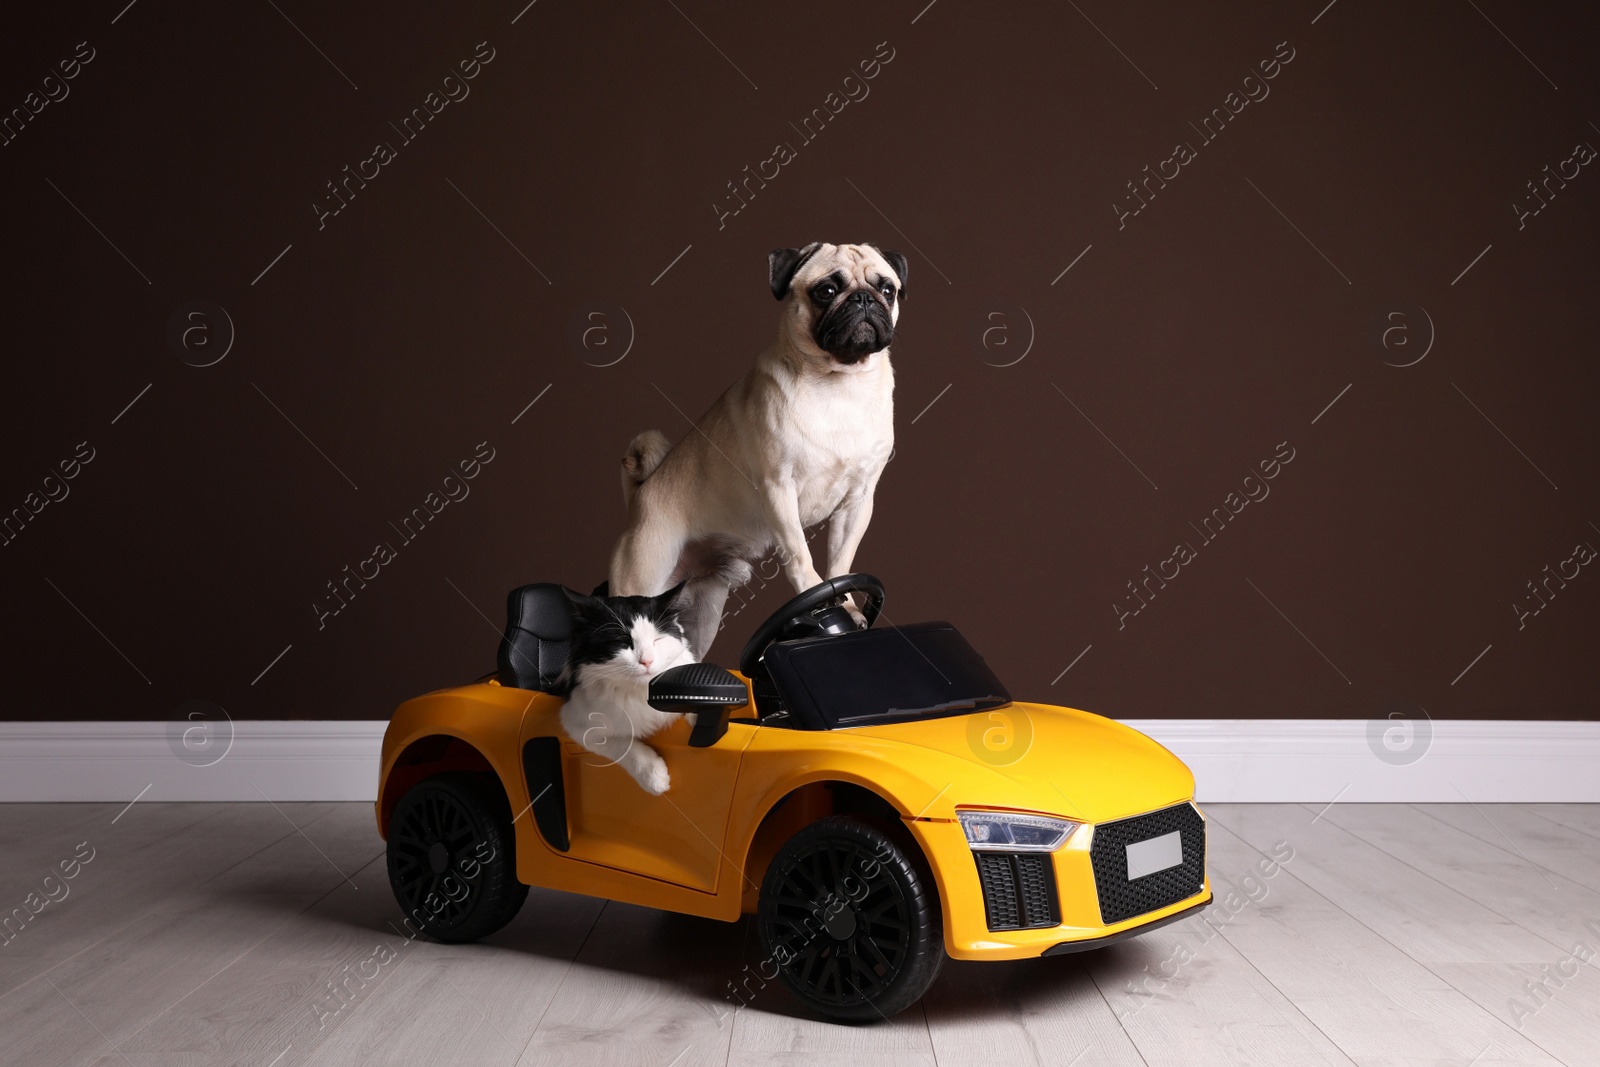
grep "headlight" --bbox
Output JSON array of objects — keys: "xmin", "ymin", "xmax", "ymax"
[{"xmin": 957, "ymin": 809, "xmax": 1078, "ymax": 852}]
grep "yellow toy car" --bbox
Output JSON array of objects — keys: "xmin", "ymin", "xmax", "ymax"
[{"xmin": 376, "ymin": 574, "xmax": 1211, "ymax": 1022}]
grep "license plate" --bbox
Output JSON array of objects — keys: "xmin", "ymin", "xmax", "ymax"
[{"xmin": 1125, "ymin": 830, "xmax": 1183, "ymax": 880}]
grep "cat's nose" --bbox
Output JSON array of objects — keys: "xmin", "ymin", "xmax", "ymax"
[{"xmin": 639, "ymin": 652, "xmax": 654, "ymax": 668}]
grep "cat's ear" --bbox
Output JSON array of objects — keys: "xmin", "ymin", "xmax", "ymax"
[
  {"xmin": 654, "ymin": 580, "xmax": 690, "ymax": 613},
  {"xmin": 560, "ymin": 586, "xmax": 600, "ymax": 617}
]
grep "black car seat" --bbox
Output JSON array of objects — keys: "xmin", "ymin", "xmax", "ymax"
[{"xmin": 496, "ymin": 584, "xmax": 573, "ymax": 692}]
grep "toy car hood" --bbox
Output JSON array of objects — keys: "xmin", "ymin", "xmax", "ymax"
[{"xmin": 838, "ymin": 701, "xmax": 1195, "ymax": 824}]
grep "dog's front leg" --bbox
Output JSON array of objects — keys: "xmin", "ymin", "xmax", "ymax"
[
  {"xmin": 823, "ymin": 485, "xmax": 877, "ymax": 626},
  {"xmin": 762, "ymin": 480, "xmax": 824, "ymax": 593},
  {"xmin": 822, "ymin": 484, "xmax": 876, "ymax": 580}
]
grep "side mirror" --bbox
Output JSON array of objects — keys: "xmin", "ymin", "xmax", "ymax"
[{"xmin": 647, "ymin": 663, "xmax": 749, "ymax": 747}]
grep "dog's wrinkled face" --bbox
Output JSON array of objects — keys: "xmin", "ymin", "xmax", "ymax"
[{"xmin": 769, "ymin": 242, "xmax": 908, "ymax": 367}]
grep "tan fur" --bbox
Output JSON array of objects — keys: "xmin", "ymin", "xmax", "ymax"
[
  {"xmin": 609, "ymin": 242, "xmax": 904, "ymax": 658},
  {"xmin": 620, "ymin": 429, "xmax": 672, "ymax": 511}
]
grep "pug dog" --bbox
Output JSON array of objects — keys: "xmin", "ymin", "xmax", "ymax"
[{"xmin": 609, "ymin": 241, "xmax": 908, "ymax": 658}]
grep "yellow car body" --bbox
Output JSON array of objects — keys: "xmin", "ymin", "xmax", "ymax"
[{"xmin": 375, "ymin": 671, "xmax": 1210, "ymax": 961}]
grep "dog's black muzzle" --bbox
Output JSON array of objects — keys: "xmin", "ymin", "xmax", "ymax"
[{"xmin": 817, "ymin": 291, "xmax": 894, "ymax": 363}]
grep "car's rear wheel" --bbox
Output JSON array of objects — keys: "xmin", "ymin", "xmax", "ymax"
[
  {"xmin": 386, "ymin": 773, "xmax": 527, "ymax": 942},
  {"xmin": 758, "ymin": 815, "xmax": 943, "ymax": 1023}
]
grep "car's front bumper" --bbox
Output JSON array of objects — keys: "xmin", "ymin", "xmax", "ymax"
[
  {"xmin": 1039, "ymin": 895, "xmax": 1211, "ymax": 955},
  {"xmin": 909, "ymin": 800, "xmax": 1211, "ymax": 961}
]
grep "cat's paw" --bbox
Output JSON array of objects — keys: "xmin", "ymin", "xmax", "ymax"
[
  {"xmin": 633, "ymin": 751, "xmax": 671, "ymax": 795},
  {"xmin": 642, "ymin": 760, "xmax": 671, "ymax": 795}
]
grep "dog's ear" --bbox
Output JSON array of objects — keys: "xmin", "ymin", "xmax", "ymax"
[
  {"xmin": 768, "ymin": 242, "xmax": 821, "ymax": 300},
  {"xmin": 866, "ymin": 244, "xmax": 909, "ymax": 299}
]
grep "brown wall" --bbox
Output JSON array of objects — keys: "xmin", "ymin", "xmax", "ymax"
[{"xmin": 2, "ymin": 0, "xmax": 1595, "ymax": 723}]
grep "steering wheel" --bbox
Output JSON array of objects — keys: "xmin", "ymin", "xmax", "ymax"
[{"xmin": 739, "ymin": 573, "xmax": 886, "ymax": 676}]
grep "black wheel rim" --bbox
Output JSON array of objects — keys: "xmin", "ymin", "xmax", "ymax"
[
  {"xmin": 389, "ymin": 787, "xmax": 484, "ymax": 930},
  {"xmin": 764, "ymin": 837, "xmax": 913, "ymax": 1009}
]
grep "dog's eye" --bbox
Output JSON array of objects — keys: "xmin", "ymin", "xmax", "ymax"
[
  {"xmin": 813, "ymin": 283, "xmax": 837, "ymax": 301},
  {"xmin": 880, "ymin": 283, "xmax": 895, "ymax": 300}
]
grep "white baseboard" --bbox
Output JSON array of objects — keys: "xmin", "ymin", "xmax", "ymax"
[
  {"xmin": 0, "ymin": 721, "xmax": 386, "ymax": 804},
  {"xmin": 0, "ymin": 719, "xmax": 1595, "ymax": 804},
  {"xmin": 1139, "ymin": 719, "xmax": 1600, "ymax": 804}
]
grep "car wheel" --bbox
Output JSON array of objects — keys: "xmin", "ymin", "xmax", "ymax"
[
  {"xmin": 386, "ymin": 773, "xmax": 528, "ymax": 943},
  {"xmin": 758, "ymin": 815, "xmax": 944, "ymax": 1023}
]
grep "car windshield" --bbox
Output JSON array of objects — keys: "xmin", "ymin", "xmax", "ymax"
[{"xmin": 763, "ymin": 622, "xmax": 1012, "ymax": 729}]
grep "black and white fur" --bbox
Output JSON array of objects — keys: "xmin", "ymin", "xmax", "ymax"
[{"xmin": 557, "ymin": 583, "xmax": 696, "ymax": 795}]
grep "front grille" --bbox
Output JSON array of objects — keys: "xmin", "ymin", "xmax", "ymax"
[
  {"xmin": 1089, "ymin": 802, "xmax": 1206, "ymax": 924},
  {"xmin": 975, "ymin": 853, "xmax": 1060, "ymax": 931}
]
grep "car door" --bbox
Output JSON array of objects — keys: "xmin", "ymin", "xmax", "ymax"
[{"xmin": 556, "ymin": 716, "xmax": 757, "ymax": 893}]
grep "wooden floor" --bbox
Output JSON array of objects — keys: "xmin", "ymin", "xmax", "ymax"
[{"xmin": 2, "ymin": 801, "xmax": 1598, "ymax": 1066}]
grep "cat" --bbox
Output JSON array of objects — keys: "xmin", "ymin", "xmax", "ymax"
[{"xmin": 557, "ymin": 582, "xmax": 696, "ymax": 795}]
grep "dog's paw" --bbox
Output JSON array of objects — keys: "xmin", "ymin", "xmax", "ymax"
[
  {"xmin": 720, "ymin": 559, "xmax": 754, "ymax": 587},
  {"xmin": 842, "ymin": 600, "xmax": 869, "ymax": 629}
]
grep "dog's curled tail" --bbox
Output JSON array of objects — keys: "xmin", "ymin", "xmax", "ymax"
[{"xmin": 621, "ymin": 430, "xmax": 671, "ymax": 508}]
